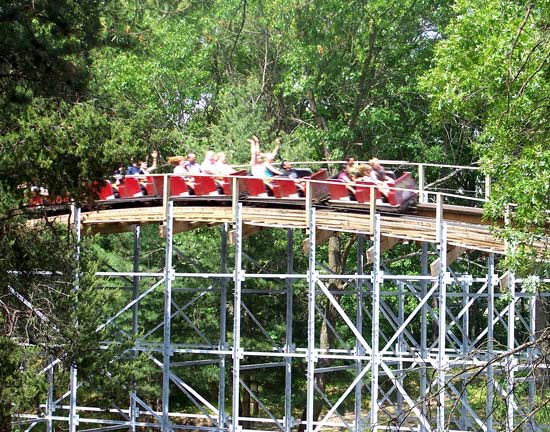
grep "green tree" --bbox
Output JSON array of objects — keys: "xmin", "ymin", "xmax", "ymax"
[
  {"xmin": 2, "ymin": 0, "xmax": 513, "ymax": 427},
  {"xmin": 422, "ymin": 0, "xmax": 550, "ymax": 273},
  {"xmin": 0, "ymin": 0, "xmax": 148, "ymax": 424},
  {"xmin": 0, "ymin": 0, "xmax": 104, "ymax": 107},
  {"xmin": 0, "ymin": 0, "xmax": 144, "ymax": 202},
  {"xmin": 422, "ymin": 2, "xmax": 550, "ymax": 426}
]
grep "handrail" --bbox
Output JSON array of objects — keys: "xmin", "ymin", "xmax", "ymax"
[
  {"xmin": 234, "ymin": 160, "xmax": 483, "ymax": 171},
  {"xmin": 145, "ymin": 170, "xmax": 488, "ymax": 210},
  {"xmin": 228, "ymin": 161, "xmax": 487, "ymax": 201}
]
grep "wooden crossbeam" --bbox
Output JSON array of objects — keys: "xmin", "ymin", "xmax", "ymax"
[
  {"xmin": 302, "ymin": 229, "xmax": 335, "ymax": 253},
  {"xmin": 430, "ymin": 245, "xmax": 466, "ymax": 276},
  {"xmin": 366, "ymin": 236, "xmax": 400, "ymax": 263},
  {"xmin": 229, "ymin": 225, "xmax": 264, "ymax": 245}
]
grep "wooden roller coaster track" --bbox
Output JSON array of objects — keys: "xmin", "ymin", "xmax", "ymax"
[
  {"xmin": 40, "ymin": 199, "xmax": 508, "ymax": 254},
  {"xmin": 29, "ymin": 161, "xmax": 547, "ymax": 256}
]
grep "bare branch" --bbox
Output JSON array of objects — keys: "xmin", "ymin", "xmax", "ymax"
[{"xmin": 507, "ymin": 1, "xmax": 534, "ymax": 108}]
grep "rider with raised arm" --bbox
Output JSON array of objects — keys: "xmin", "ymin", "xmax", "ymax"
[
  {"xmin": 127, "ymin": 151, "xmax": 158, "ymax": 175},
  {"xmin": 248, "ymin": 135, "xmax": 282, "ymax": 178}
]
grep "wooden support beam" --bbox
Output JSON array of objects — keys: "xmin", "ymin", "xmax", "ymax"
[
  {"xmin": 35, "ymin": 201, "xmax": 514, "ymax": 254},
  {"xmin": 302, "ymin": 229, "xmax": 335, "ymax": 253},
  {"xmin": 499, "ymin": 271, "xmax": 511, "ymax": 291},
  {"xmin": 172, "ymin": 221, "xmax": 192, "ymax": 235},
  {"xmin": 430, "ymin": 245, "xmax": 466, "ymax": 276},
  {"xmin": 366, "ymin": 236, "xmax": 400, "ymax": 264},
  {"xmin": 229, "ymin": 225, "xmax": 264, "ymax": 245}
]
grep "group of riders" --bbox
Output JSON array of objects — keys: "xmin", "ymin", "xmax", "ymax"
[
  {"xmin": 113, "ymin": 136, "xmax": 395, "ymax": 200},
  {"xmin": 30, "ymin": 136, "xmax": 396, "ymax": 202}
]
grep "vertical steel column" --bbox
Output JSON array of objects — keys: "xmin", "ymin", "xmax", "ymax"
[
  {"xmin": 46, "ymin": 358, "xmax": 54, "ymax": 432},
  {"xmin": 419, "ymin": 242, "xmax": 428, "ymax": 432},
  {"xmin": 305, "ymin": 207, "xmax": 317, "ymax": 432},
  {"xmin": 528, "ymin": 283, "xmax": 536, "ymax": 431},
  {"xmin": 69, "ymin": 205, "xmax": 81, "ymax": 432},
  {"xmin": 284, "ymin": 228, "xmax": 294, "ymax": 432},
  {"xmin": 504, "ymin": 205, "xmax": 515, "ymax": 432},
  {"xmin": 68, "ymin": 365, "xmax": 78, "ymax": 432},
  {"xmin": 162, "ymin": 201, "xmax": 174, "ymax": 432},
  {"xmin": 130, "ymin": 224, "xmax": 140, "ymax": 432},
  {"xmin": 418, "ymin": 164, "xmax": 426, "ymax": 204},
  {"xmin": 219, "ymin": 223, "xmax": 229, "ymax": 430},
  {"xmin": 486, "ymin": 254, "xmax": 495, "ymax": 431},
  {"xmin": 506, "ymin": 272, "xmax": 516, "ymax": 432},
  {"xmin": 436, "ymin": 222, "xmax": 447, "ymax": 432},
  {"xmin": 231, "ymin": 204, "xmax": 244, "ymax": 432},
  {"xmin": 397, "ymin": 281, "xmax": 404, "ymax": 423},
  {"xmin": 354, "ymin": 234, "xmax": 365, "ymax": 432},
  {"xmin": 370, "ymin": 215, "xmax": 381, "ymax": 430},
  {"xmin": 460, "ymin": 278, "xmax": 470, "ymax": 430}
]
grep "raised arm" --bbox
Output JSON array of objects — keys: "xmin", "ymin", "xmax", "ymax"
[
  {"xmin": 249, "ymin": 135, "xmax": 261, "ymax": 166},
  {"xmin": 147, "ymin": 150, "xmax": 158, "ymax": 173},
  {"xmin": 271, "ymin": 137, "xmax": 281, "ymax": 160}
]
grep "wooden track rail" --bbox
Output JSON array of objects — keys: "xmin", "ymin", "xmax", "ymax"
[{"xmin": 54, "ymin": 200, "xmax": 509, "ymax": 254}]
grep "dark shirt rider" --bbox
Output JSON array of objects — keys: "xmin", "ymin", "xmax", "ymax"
[{"xmin": 280, "ymin": 160, "xmax": 299, "ymax": 179}]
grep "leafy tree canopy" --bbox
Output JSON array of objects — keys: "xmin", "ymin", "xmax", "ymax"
[{"xmin": 422, "ymin": 0, "xmax": 550, "ymax": 273}]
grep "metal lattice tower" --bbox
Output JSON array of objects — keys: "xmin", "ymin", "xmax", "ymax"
[{"xmin": 19, "ymin": 190, "xmax": 550, "ymax": 432}]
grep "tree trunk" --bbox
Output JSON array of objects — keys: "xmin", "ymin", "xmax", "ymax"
[
  {"xmin": 241, "ymin": 372, "xmax": 251, "ymax": 430},
  {"xmin": 535, "ymin": 293, "xmax": 549, "ymax": 384},
  {"xmin": 535, "ymin": 294, "xmax": 548, "ymax": 337},
  {"xmin": 0, "ymin": 403, "xmax": 10, "ymax": 432},
  {"xmin": 251, "ymin": 382, "xmax": 259, "ymax": 416}
]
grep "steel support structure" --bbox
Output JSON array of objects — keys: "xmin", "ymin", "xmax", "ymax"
[{"xmin": 20, "ymin": 202, "xmax": 550, "ymax": 432}]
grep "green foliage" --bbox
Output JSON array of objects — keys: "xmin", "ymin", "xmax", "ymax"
[
  {"xmin": 259, "ymin": 0, "xmax": 454, "ymax": 162},
  {"xmin": 0, "ymin": 337, "xmax": 20, "ymax": 425},
  {"xmin": 1, "ymin": 98, "xmax": 137, "ymax": 200},
  {"xmin": 0, "ymin": 1, "xmax": 131, "ymax": 204},
  {"xmin": 207, "ymin": 78, "xmax": 274, "ymax": 164},
  {"xmin": 0, "ymin": 340, "xmax": 48, "ymax": 425},
  {"xmin": 0, "ymin": 0, "xmax": 104, "ymax": 107},
  {"xmin": 423, "ymin": 0, "xmax": 550, "ymax": 274}
]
